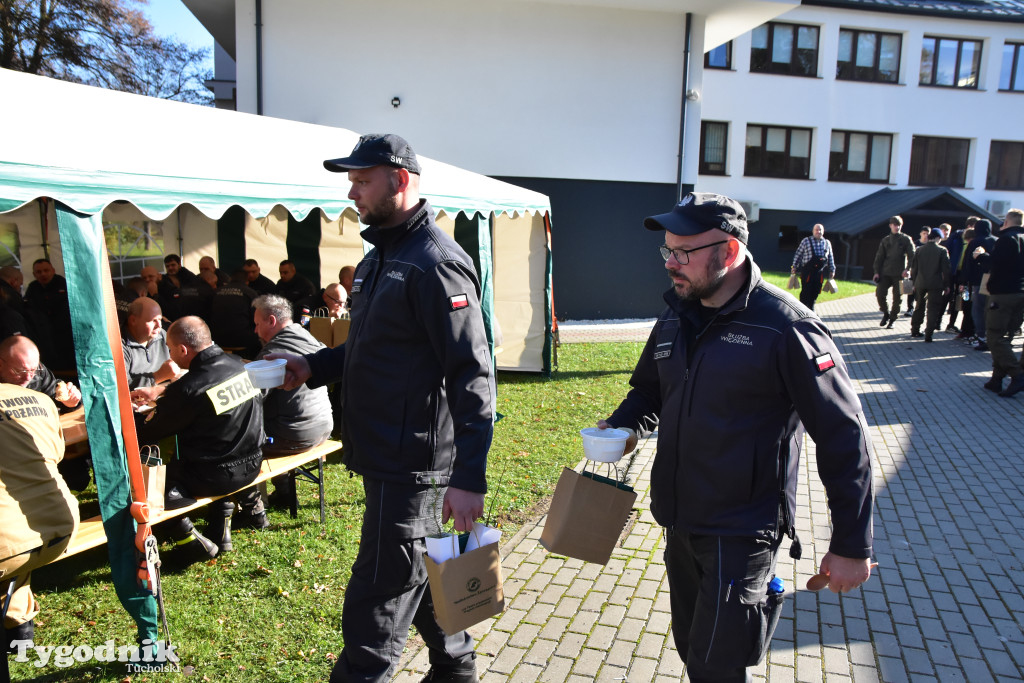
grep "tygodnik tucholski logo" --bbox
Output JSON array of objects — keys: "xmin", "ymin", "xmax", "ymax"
[
  {"xmin": 11, "ymin": 637, "xmax": 180, "ymax": 673},
  {"xmin": 721, "ymin": 332, "xmax": 753, "ymax": 346}
]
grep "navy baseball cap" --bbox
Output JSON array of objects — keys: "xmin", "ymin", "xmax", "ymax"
[
  {"xmin": 644, "ymin": 192, "xmax": 748, "ymax": 244},
  {"xmin": 324, "ymin": 133, "xmax": 421, "ymax": 174},
  {"xmin": 929, "ymin": 227, "xmax": 944, "ymax": 240}
]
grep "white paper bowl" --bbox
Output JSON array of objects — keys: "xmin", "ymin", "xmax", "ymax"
[
  {"xmin": 579, "ymin": 427, "xmax": 629, "ymax": 462},
  {"xmin": 246, "ymin": 358, "xmax": 287, "ymax": 389}
]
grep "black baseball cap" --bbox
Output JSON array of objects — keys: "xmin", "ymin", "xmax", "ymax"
[
  {"xmin": 324, "ymin": 133, "xmax": 421, "ymax": 174},
  {"xmin": 644, "ymin": 192, "xmax": 748, "ymax": 244}
]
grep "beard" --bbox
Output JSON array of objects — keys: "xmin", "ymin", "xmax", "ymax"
[
  {"xmin": 357, "ymin": 175, "xmax": 402, "ymax": 226},
  {"xmin": 669, "ymin": 249, "xmax": 727, "ymax": 302}
]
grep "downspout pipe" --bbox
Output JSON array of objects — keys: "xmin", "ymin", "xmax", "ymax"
[
  {"xmin": 256, "ymin": 0, "xmax": 264, "ymax": 115},
  {"xmin": 676, "ymin": 12, "xmax": 692, "ymax": 202}
]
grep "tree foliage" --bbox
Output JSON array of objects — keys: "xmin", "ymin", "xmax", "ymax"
[{"xmin": 0, "ymin": 0, "xmax": 213, "ymax": 105}]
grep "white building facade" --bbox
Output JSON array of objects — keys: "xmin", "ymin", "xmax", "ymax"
[{"xmin": 186, "ymin": 0, "xmax": 1024, "ymax": 318}]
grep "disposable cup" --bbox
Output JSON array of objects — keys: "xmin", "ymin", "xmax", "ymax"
[
  {"xmin": 579, "ymin": 427, "xmax": 629, "ymax": 462},
  {"xmin": 246, "ymin": 358, "xmax": 287, "ymax": 389}
]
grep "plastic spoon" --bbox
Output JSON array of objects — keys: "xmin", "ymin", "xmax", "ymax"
[{"xmin": 806, "ymin": 562, "xmax": 878, "ymax": 591}]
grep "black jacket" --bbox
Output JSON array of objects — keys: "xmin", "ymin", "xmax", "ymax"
[
  {"xmin": 138, "ymin": 345, "xmax": 263, "ymax": 475},
  {"xmin": 986, "ymin": 225, "xmax": 1024, "ymax": 295},
  {"xmin": 608, "ymin": 259, "xmax": 873, "ymax": 559},
  {"xmin": 305, "ymin": 201, "xmax": 494, "ymax": 492},
  {"xmin": 963, "ymin": 221, "xmax": 997, "ymax": 286}
]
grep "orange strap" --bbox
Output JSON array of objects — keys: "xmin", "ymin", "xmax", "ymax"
[{"xmin": 94, "ymin": 236, "xmax": 152, "ymax": 561}]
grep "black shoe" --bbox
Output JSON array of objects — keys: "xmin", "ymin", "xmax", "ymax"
[
  {"xmin": 975, "ymin": 341, "xmax": 989, "ymax": 352},
  {"xmin": 419, "ymin": 666, "xmax": 480, "ymax": 683},
  {"xmin": 903, "ymin": 309, "xmax": 914, "ymax": 317},
  {"xmin": 999, "ymin": 375, "xmax": 1024, "ymax": 398},
  {"xmin": 911, "ymin": 331, "xmax": 923, "ymax": 338},
  {"xmin": 205, "ymin": 501, "xmax": 236, "ymax": 553},
  {"xmin": 924, "ymin": 332, "xmax": 933, "ymax": 343},
  {"xmin": 5, "ymin": 619, "xmax": 34, "ymax": 654},
  {"xmin": 886, "ymin": 320, "xmax": 895, "ymax": 329},
  {"xmin": 232, "ymin": 510, "xmax": 269, "ymax": 531},
  {"xmin": 945, "ymin": 325, "xmax": 959, "ymax": 333},
  {"xmin": 165, "ymin": 486, "xmax": 198, "ymax": 510},
  {"xmin": 879, "ymin": 313, "xmax": 889, "ymax": 327},
  {"xmin": 984, "ymin": 378, "xmax": 1004, "ymax": 393}
]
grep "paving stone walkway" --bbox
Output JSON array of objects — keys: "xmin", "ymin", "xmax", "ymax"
[{"xmin": 396, "ymin": 293, "xmax": 1024, "ymax": 682}]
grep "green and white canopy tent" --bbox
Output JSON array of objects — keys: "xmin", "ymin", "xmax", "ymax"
[{"xmin": 0, "ymin": 68, "xmax": 553, "ymax": 641}]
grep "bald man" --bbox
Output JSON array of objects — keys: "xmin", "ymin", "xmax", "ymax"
[
  {"xmin": 138, "ymin": 317, "xmax": 265, "ymax": 560},
  {"xmin": 122, "ymin": 298, "xmax": 178, "ymax": 391},
  {"xmin": 0, "ymin": 335, "xmax": 81, "ymax": 410}
]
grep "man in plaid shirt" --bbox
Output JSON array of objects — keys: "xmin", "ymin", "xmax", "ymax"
[{"xmin": 791, "ymin": 224, "xmax": 835, "ymax": 310}]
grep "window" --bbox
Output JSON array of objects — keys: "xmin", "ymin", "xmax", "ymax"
[
  {"xmin": 920, "ymin": 36, "xmax": 982, "ymax": 88},
  {"xmin": 0, "ymin": 223, "xmax": 20, "ymax": 268},
  {"xmin": 751, "ymin": 22, "xmax": 819, "ymax": 77},
  {"xmin": 829, "ymin": 131, "xmax": 893, "ymax": 183},
  {"xmin": 104, "ymin": 221, "xmax": 166, "ymax": 285},
  {"xmin": 988, "ymin": 141, "xmax": 1024, "ymax": 190},
  {"xmin": 700, "ymin": 122, "xmax": 728, "ymax": 175},
  {"xmin": 745, "ymin": 125, "xmax": 812, "ymax": 179},
  {"xmin": 909, "ymin": 136, "xmax": 970, "ymax": 187},
  {"xmin": 1000, "ymin": 43, "xmax": 1024, "ymax": 92},
  {"xmin": 837, "ymin": 29, "xmax": 901, "ymax": 83},
  {"xmin": 705, "ymin": 42, "xmax": 732, "ymax": 70}
]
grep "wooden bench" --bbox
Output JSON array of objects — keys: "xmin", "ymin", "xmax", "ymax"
[{"xmin": 58, "ymin": 439, "xmax": 341, "ymax": 561}]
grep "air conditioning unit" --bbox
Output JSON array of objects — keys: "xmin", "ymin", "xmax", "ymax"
[
  {"xmin": 986, "ymin": 199, "xmax": 1011, "ymax": 217},
  {"xmin": 739, "ymin": 200, "xmax": 760, "ymax": 223}
]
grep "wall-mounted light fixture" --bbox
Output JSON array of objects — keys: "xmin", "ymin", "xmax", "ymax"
[
  {"xmin": 685, "ymin": 89, "xmax": 701, "ymax": 102},
  {"xmin": 391, "ymin": 96, "xmax": 401, "ymax": 108}
]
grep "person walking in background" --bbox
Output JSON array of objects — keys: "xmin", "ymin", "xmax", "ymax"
[
  {"xmin": 600, "ymin": 192, "xmax": 873, "ymax": 683},
  {"xmin": 872, "ymin": 216, "xmax": 915, "ymax": 329},
  {"xmin": 270, "ymin": 134, "xmax": 494, "ymax": 683},
  {"xmin": 909, "ymin": 228, "xmax": 951, "ymax": 343},
  {"xmin": 975, "ymin": 209, "xmax": 1024, "ymax": 396},
  {"xmin": 791, "ymin": 223, "xmax": 835, "ymax": 310},
  {"xmin": 964, "ymin": 219, "xmax": 998, "ymax": 351}
]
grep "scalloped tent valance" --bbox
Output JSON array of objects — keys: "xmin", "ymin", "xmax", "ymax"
[{"xmin": 0, "ymin": 70, "xmax": 550, "ymax": 221}]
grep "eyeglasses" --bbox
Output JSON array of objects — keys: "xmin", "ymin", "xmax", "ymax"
[
  {"xmin": 324, "ymin": 292, "xmax": 344, "ymax": 305},
  {"xmin": 6, "ymin": 365, "xmax": 37, "ymax": 380},
  {"xmin": 659, "ymin": 240, "xmax": 729, "ymax": 265}
]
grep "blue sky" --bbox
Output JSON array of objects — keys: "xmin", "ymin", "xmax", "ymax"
[{"xmin": 144, "ymin": 0, "xmax": 214, "ymax": 67}]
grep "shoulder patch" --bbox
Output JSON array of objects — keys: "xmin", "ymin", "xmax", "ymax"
[
  {"xmin": 814, "ymin": 352, "xmax": 835, "ymax": 372},
  {"xmin": 449, "ymin": 293, "xmax": 469, "ymax": 310}
]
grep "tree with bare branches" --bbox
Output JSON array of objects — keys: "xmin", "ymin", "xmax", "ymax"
[{"xmin": 1, "ymin": 0, "xmax": 212, "ymax": 105}]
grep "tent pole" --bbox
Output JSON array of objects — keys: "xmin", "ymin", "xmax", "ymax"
[{"xmin": 256, "ymin": 0, "xmax": 264, "ymax": 116}]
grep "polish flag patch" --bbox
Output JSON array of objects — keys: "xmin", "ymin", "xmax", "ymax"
[
  {"xmin": 449, "ymin": 294, "xmax": 470, "ymax": 310},
  {"xmin": 814, "ymin": 353, "xmax": 835, "ymax": 372}
]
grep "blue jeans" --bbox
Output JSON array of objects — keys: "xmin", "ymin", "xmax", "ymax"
[{"xmin": 972, "ymin": 286, "xmax": 988, "ymax": 339}]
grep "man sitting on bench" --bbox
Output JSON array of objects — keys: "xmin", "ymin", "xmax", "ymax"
[
  {"xmin": 137, "ymin": 317, "xmax": 264, "ymax": 562},
  {"xmin": 1, "ymin": 382, "xmax": 79, "ymax": 652},
  {"xmin": 252, "ymin": 294, "xmax": 333, "ymax": 507}
]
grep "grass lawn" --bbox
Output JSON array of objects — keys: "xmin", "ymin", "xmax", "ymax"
[
  {"xmin": 11, "ymin": 274, "xmax": 871, "ymax": 681},
  {"xmin": 12, "ymin": 343, "xmax": 644, "ymax": 682},
  {"xmin": 761, "ymin": 271, "xmax": 875, "ymax": 304}
]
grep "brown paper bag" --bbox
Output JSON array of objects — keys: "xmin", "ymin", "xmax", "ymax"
[
  {"xmin": 142, "ymin": 463, "xmax": 166, "ymax": 515},
  {"xmin": 822, "ymin": 278, "xmax": 838, "ymax": 294},
  {"xmin": 309, "ymin": 316, "xmax": 334, "ymax": 347},
  {"xmin": 787, "ymin": 274, "xmax": 800, "ymax": 290},
  {"xmin": 901, "ymin": 278, "xmax": 915, "ymax": 295},
  {"xmin": 540, "ymin": 467, "xmax": 637, "ymax": 565},
  {"xmin": 331, "ymin": 318, "xmax": 351, "ymax": 346},
  {"xmin": 980, "ymin": 272, "xmax": 991, "ymax": 296},
  {"xmin": 424, "ymin": 541, "xmax": 505, "ymax": 634}
]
